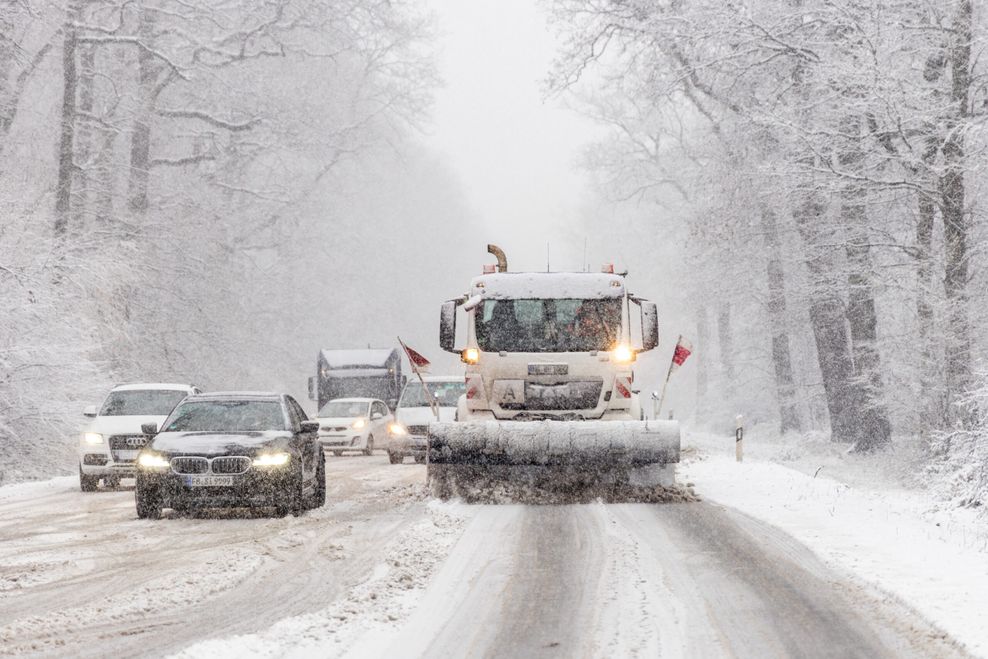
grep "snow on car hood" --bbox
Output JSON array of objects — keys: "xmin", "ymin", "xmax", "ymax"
[
  {"xmin": 86, "ymin": 415, "xmax": 169, "ymax": 436},
  {"xmin": 150, "ymin": 431, "xmax": 292, "ymax": 455},
  {"xmin": 396, "ymin": 406, "xmax": 455, "ymax": 426},
  {"xmin": 316, "ymin": 417, "xmax": 361, "ymax": 428}
]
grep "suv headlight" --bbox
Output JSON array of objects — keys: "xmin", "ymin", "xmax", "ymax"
[
  {"xmin": 137, "ymin": 452, "xmax": 170, "ymax": 469},
  {"xmin": 253, "ymin": 452, "xmax": 291, "ymax": 467},
  {"xmin": 389, "ymin": 423, "xmax": 407, "ymax": 436},
  {"xmin": 83, "ymin": 432, "xmax": 103, "ymax": 445}
]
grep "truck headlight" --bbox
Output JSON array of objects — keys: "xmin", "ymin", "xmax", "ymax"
[
  {"xmin": 351, "ymin": 418, "xmax": 366, "ymax": 429},
  {"xmin": 253, "ymin": 452, "xmax": 291, "ymax": 467},
  {"xmin": 83, "ymin": 432, "xmax": 104, "ymax": 445},
  {"xmin": 389, "ymin": 423, "xmax": 407, "ymax": 436},
  {"xmin": 137, "ymin": 452, "xmax": 170, "ymax": 469},
  {"xmin": 461, "ymin": 347, "xmax": 480, "ymax": 364},
  {"xmin": 612, "ymin": 344, "xmax": 637, "ymax": 364}
]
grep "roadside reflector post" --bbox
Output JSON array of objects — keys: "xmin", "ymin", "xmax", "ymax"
[{"xmin": 735, "ymin": 414, "xmax": 744, "ymax": 463}]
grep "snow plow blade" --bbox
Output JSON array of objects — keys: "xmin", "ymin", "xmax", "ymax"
[
  {"xmin": 428, "ymin": 420, "xmax": 680, "ymax": 466},
  {"xmin": 427, "ymin": 420, "xmax": 681, "ymax": 502}
]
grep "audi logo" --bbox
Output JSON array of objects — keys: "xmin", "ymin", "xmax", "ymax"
[{"xmin": 126, "ymin": 436, "xmax": 148, "ymax": 447}]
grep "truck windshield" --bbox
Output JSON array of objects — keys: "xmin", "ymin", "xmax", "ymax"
[
  {"xmin": 400, "ymin": 382, "xmax": 466, "ymax": 408},
  {"xmin": 161, "ymin": 401, "xmax": 286, "ymax": 432},
  {"xmin": 100, "ymin": 389, "xmax": 189, "ymax": 416},
  {"xmin": 475, "ymin": 298, "xmax": 622, "ymax": 353}
]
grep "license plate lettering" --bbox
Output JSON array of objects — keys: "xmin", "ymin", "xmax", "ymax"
[{"xmin": 184, "ymin": 475, "xmax": 234, "ymax": 487}]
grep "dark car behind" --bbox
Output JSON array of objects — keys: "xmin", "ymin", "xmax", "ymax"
[{"xmin": 134, "ymin": 392, "xmax": 325, "ymax": 519}]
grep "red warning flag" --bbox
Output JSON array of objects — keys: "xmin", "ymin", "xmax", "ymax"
[
  {"xmin": 671, "ymin": 337, "xmax": 693, "ymax": 369},
  {"xmin": 399, "ymin": 338, "xmax": 431, "ymax": 373}
]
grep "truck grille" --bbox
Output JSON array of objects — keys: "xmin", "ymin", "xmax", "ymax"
[
  {"xmin": 170, "ymin": 457, "xmax": 208, "ymax": 474},
  {"xmin": 500, "ymin": 380, "xmax": 603, "ymax": 411},
  {"xmin": 211, "ymin": 456, "xmax": 251, "ymax": 474}
]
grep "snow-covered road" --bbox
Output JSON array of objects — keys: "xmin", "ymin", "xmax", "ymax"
[{"xmin": 0, "ymin": 453, "xmax": 967, "ymax": 658}]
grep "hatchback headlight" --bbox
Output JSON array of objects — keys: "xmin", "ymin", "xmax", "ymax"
[
  {"xmin": 351, "ymin": 418, "xmax": 366, "ymax": 429},
  {"xmin": 83, "ymin": 432, "xmax": 103, "ymax": 445},
  {"xmin": 137, "ymin": 452, "xmax": 170, "ymax": 469},
  {"xmin": 253, "ymin": 452, "xmax": 291, "ymax": 467},
  {"xmin": 389, "ymin": 423, "xmax": 407, "ymax": 436}
]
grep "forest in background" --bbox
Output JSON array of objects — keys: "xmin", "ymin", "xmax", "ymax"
[
  {"xmin": 551, "ymin": 0, "xmax": 988, "ymax": 507},
  {"xmin": 0, "ymin": 0, "xmax": 480, "ymax": 483}
]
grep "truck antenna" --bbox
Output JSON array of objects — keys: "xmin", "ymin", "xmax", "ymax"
[{"xmin": 546, "ymin": 242, "xmax": 550, "ymax": 272}]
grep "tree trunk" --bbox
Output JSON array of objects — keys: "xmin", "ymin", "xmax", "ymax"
[
  {"xmin": 916, "ymin": 135, "xmax": 940, "ymax": 435},
  {"xmin": 717, "ymin": 303, "xmax": 735, "ymax": 398},
  {"xmin": 941, "ymin": 0, "xmax": 972, "ymax": 425},
  {"xmin": 794, "ymin": 195, "xmax": 861, "ymax": 443},
  {"xmin": 54, "ymin": 2, "xmax": 82, "ymax": 238},
  {"xmin": 695, "ymin": 305, "xmax": 710, "ymax": 423},
  {"xmin": 839, "ymin": 113, "xmax": 891, "ymax": 451},
  {"xmin": 761, "ymin": 208, "xmax": 801, "ymax": 433},
  {"xmin": 127, "ymin": 8, "xmax": 156, "ymax": 217},
  {"xmin": 73, "ymin": 43, "xmax": 96, "ymax": 228}
]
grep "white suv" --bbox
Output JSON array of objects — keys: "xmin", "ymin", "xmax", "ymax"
[{"xmin": 78, "ymin": 383, "xmax": 199, "ymax": 491}]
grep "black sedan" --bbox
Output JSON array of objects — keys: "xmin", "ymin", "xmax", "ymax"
[{"xmin": 134, "ymin": 392, "xmax": 325, "ymax": 519}]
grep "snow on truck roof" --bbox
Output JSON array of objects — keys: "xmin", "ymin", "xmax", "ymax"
[
  {"xmin": 319, "ymin": 348, "xmax": 397, "ymax": 369},
  {"xmin": 470, "ymin": 272, "xmax": 625, "ymax": 299}
]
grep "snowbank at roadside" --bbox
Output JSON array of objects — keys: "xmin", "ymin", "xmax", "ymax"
[{"xmin": 682, "ymin": 431, "xmax": 988, "ymax": 657}]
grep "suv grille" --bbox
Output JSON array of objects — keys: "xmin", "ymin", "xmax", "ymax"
[
  {"xmin": 109, "ymin": 435, "xmax": 150, "ymax": 463},
  {"xmin": 211, "ymin": 456, "xmax": 251, "ymax": 474},
  {"xmin": 109, "ymin": 435, "xmax": 149, "ymax": 449},
  {"xmin": 170, "ymin": 457, "xmax": 208, "ymax": 474}
]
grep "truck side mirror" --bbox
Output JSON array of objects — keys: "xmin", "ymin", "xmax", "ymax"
[
  {"xmin": 641, "ymin": 302, "xmax": 659, "ymax": 351},
  {"xmin": 307, "ymin": 376, "xmax": 317, "ymax": 401},
  {"xmin": 440, "ymin": 300, "xmax": 458, "ymax": 353}
]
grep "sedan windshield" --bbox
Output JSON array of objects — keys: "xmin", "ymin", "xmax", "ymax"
[
  {"xmin": 400, "ymin": 382, "xmax": 465, "ymax": 408},
  {"xmin": 161, "ymin": 400, "xmax": 286, "ymax": 432},
  {"xmin": 100, "ymin": 389, "xmax": 189, "ymax": 416},
  {"xmin": 318, "ymin": 401, "xmax": 369, "ymax": 418},
  {"xmin": 476, "ymin": 298, "xmax": 622, "ymax": 353}
]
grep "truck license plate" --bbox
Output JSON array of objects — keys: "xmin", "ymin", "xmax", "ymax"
[{"xmin": 184, "ymin": 475, "xmax": 234, "ymax": 487}]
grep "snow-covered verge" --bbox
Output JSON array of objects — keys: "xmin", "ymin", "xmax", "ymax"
[
  {"xmin": 170, "ymin": 500, "xmax": 469, "ymax": 659},
  {"xmin": 682, "ymin": 430, "xmax": 988, "ymax": 657}
]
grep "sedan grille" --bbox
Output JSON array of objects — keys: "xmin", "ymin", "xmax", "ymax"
[
  {"xmin": 170, "ymin": 457, "xmax": 209, "ymax": 475},
  {"xmin": 211, "ymin": 456, "xmax": 251, "ymax": 475}
]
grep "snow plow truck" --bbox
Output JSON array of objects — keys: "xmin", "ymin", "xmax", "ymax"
[{"xmin": 428, "ymin": 245, "xmax": 680, "ymax": 499}]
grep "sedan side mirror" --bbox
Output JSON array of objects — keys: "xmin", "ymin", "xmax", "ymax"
[
  {"xmin": 83, "ymin": 405, "xmax": 98, "ymax": 417},
  {"xmin": 141, "ymin": 422, "xmax": 159, "ymax": 435},
  {"xmin": 300, "ymin": 420, "xmax": 320, "ymax": 434},
  {"xmin": 371, "ymin": 412, "xmax": 383, "ymax": 420}
]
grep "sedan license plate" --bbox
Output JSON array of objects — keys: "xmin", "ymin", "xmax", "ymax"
[{"xmin": 184, "ymin": 475, "xmax": 234, "ymax": 487}]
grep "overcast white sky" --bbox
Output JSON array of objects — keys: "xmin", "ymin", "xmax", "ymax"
[{"xmin": 422, "ymin": 0, "xmax": 605, "ymax": 271}]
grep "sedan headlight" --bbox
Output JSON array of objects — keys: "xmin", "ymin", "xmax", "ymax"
[
  {"xmin": 389, "ymin": 423, "xmax": 407, "ymax": 436},
  {"xmin": 137, "ymin": 452, "xmax": 170, "ymax": 469},
  {"xmin": 253, "ymin": 452, "xmax": 291, "ymax": 467},
  {"xmin": 83, "ymin": 432, "xmax": 104, "ymax": 445},
  {"xmin": 351, "ymin": 418, "xmax": 366, "ymax": 430}
]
